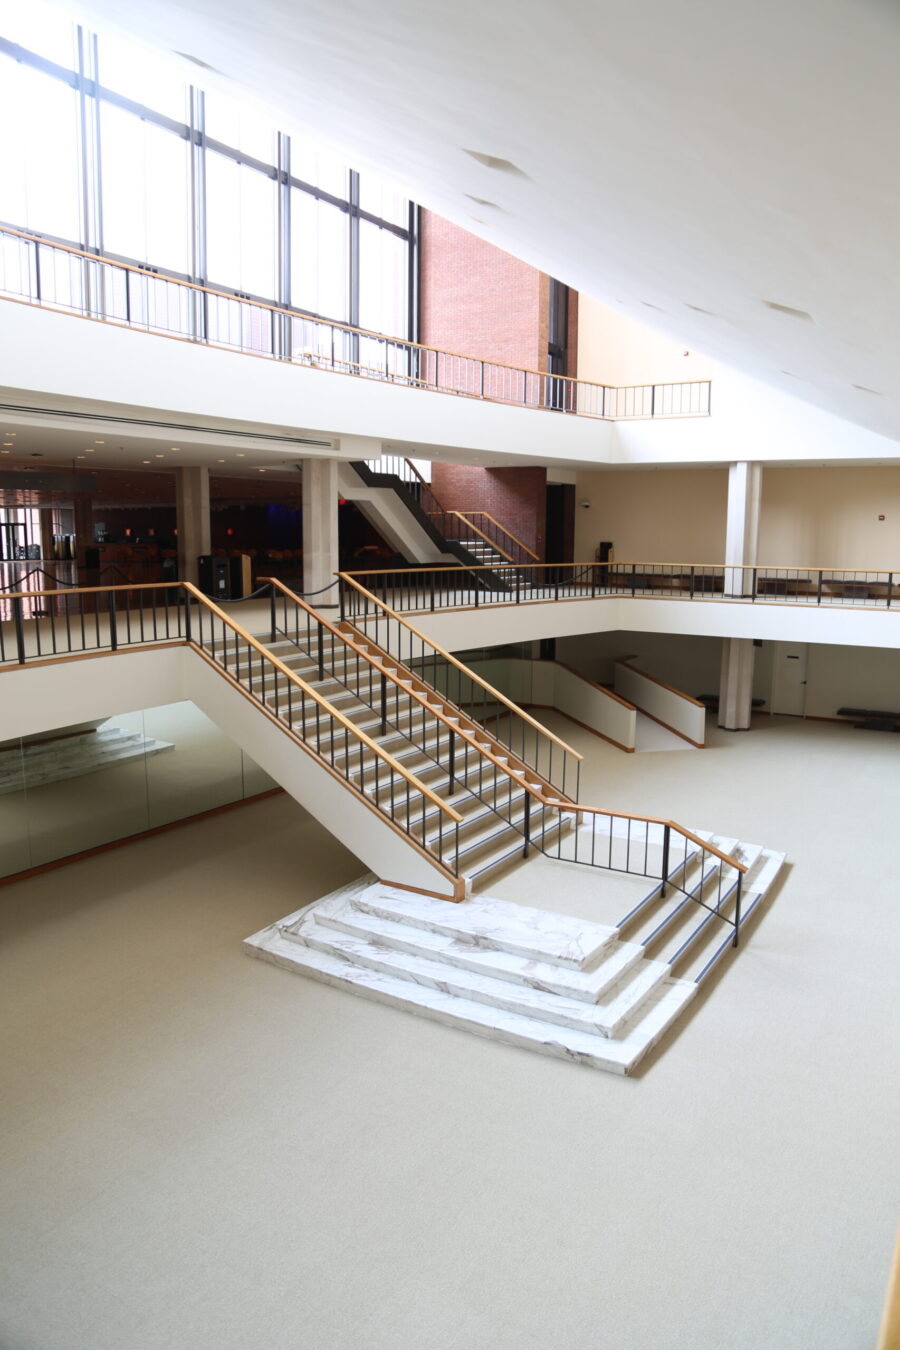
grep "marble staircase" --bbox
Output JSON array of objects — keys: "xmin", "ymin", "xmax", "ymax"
[{"xmin": 246, "ymin": 836, "xmax": 784, "ymax": 1073}]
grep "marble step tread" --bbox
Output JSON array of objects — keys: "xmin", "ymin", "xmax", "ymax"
[
  {"xmin": 300, "ymin": 915, "xmax": 671, "ymax": 1037},
  {"xmin": 310, "ymin": 899, "xmax": 643, "ymax": 1002},
  {"xmin": 350, "ymin": 884, "xmax": 617, "ymax": 970},
  {"xmin": 245, "ymin": 924, "xmax": 697, "ymax": 1075},
  {"xmin": 743, "ymin": 848, "xmax": 786, "ymax": 898}
]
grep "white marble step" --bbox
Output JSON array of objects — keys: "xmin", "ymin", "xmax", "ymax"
[
  {"xmin": 245, "ymin": 920, "xmax": 697, "ymax": 1075},
  {"xmin": 0, "ymin": 726, "xmax": 173, "ymax": 795},
  {"xmin": 311, "ymin": 901, "xmax": 644, "ymax": 1002},
  {"xmin": 296, "ymin": 919, "xmax": 660, "ymax": 1037},
  {"xmin": 742, "ymin": 848, "xmax": 786, "ymax": 901},
  {"xmin": 351, "ymin": 884, "xmax": 617, "ymax": 970}
]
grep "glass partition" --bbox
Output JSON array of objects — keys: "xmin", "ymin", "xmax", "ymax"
[{"xmin": 0, "ymin": 702, "xmax": 278, "ymax": 879}]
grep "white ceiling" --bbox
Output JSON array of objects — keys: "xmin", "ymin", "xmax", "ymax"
[{"xmin": 64, "ymin": 0, "xmax": 900, "ymax": 445}]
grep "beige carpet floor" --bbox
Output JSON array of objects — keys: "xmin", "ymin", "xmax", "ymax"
[{"xmin": 0, "ymin": 713, "xmax": 898, "ymax": 1350}]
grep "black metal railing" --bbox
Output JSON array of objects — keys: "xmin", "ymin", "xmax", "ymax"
[
  {"xmin": 338, "ymin": 573, "xmax": 582, "ymax": 801},
  {"xmin": 2, "ymin": 577, "xmax": 753, "ymax": 943},
  {"xmin": 339, "ymin": 559, "xmax": 900, "ymax": 616},
  {"xmin": 430, "ymin": 510, "xmax": 539, "ymax": 566},
  {"xmin": 517, "ymin": 804, "xmax": 746, "ymax": 956},
  {"xmin": 0, "ymin": 578, "xmax": 463, "ymax": 879},
  {"xmin": 264, "ymin": 578, "xmax": 576, "ymax": 865},
  {"xmin": 1, "ymin": 226, "xmax": 712, "ymax": 422}
]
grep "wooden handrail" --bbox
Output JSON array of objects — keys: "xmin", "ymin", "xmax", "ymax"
[
  {"xmin": 262, "ymin": 575, "xmax": 575, "ymax": 805},
  {"xmin": 343, "ymin": 558, "xmax": 900, "ymax": 577},
  {"xmin": 457, "ymin": 511, "xmax": 541, "ymax": 562},
  {"xmin": 180, "ymin": 583, "xmax": 463, "ymax": 824},
  {"xmin": 877, "ymin": 1223, "xmax": 900, "ymax": 1350},
  {"xmin": 402, "ymin": 459, "xmax": 449, "ymax": 513},
  {"xmin": 339, "ymin": 573, "xmax": 584, "ymax": 762},
  {"xmin": 442, "ymin": 511, "xmax": 515, "ymax": 563},
  {"xmin": 1, "ymin": 224, "xmax": 710, "ymax": 398}
]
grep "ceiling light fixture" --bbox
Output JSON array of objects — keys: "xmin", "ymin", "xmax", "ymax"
[
  {"xmin": 94, "ymin": 439, "xmax": 104, "ymax": 444},
  {"xmin": 154, "ymin": 454, "xmax": 165, "ymax": 458},
  {"xmin": 236, "ymin": 453, "xmax": 246, "ymax": 458},
  {"xmin": 763, "ymin": 300, "xmax": 814, "ymax": 322},
  {"xmin": 463, "ymin": 149, "xmax": 529, "ymax": 179}
]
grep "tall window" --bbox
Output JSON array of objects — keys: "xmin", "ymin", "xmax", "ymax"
[{"xmin": 0, "ymin": 18, "xmax": 417, "ymax": 341}]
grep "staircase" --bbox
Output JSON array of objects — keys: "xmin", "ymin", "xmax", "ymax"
[
  {"xmin": 246, "ymin": 827, "xmax": 784, "ymax": 1074},
  {"xmin": 252, "ymin": 632, "xmax": 572, "ymax": 887}
]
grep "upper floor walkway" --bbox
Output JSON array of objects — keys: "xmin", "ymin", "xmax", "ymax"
[{"xmin": 4, "ymin": 226, "xmax": 900, "ymax": 471}]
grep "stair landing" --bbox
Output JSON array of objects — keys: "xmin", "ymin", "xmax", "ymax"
[{"xmin": 244, "ymin": 877, "xmax": 706, "ymax": 1073}]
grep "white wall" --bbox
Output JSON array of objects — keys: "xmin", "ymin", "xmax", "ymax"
[
  {"xmin": 613, "ymin": 661, "xmax": 706, "ymax": 745},
  {"xmin": 573, "ymin": 468, "xmax": 728, "ymax": 562},
  {"xmin": 759, "ymin": 467, "xmax": 900, "ymax": 570},
  {"xmin": 465, "ymin": 655, "xmax": 636, "ymax": 750},
  {"xmin": 0, "ymin": 301, "xmax": 612, "ymax": 469},
  {"xmin": 577, "ymin": 297, "xmax": 714, "ymax": 388}
]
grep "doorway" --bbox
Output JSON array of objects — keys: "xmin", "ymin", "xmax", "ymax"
[{"xmin": 770, "ymin": 641, "xmax": 808, "ymax": 716}]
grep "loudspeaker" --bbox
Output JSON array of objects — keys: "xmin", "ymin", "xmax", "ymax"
[{"xmin": 198, "ymin": 555, "xmax": 230, "ymax": 599}]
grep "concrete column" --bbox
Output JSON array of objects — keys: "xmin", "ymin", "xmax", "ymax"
[
  {"xmin": 175, "ymin": 466, "xmax": 210, "ymax": 588},
  {"xmin": 72, "ymin": 495, "xmax": 96, "ymax": 577},
  {"xmin": 39, "ymin": 509, "xmax": 55, "ymax": 561},
  {"xmin": 302, "ymin": 457, "xmax": 339, "ymax": 606},
  {"xmin": 718, "ymin": 638, "xmax": 755, "ymax": 730},
  {"xmin": 724, "ymin": 460, "xmax": 762, "ymax": 597},
  {"xmin": 719, "ymin": 461, "xmax": 762, "ymax": 728}
]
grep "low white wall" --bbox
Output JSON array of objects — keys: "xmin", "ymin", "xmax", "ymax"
[
  {"xmin": 465, "ymin": 656, "xmax": 636, "ymax": 750},
  {"xmin": 613, "ymin": 660, "xmax": 706, "ymax": 746},
  {"xmin": 0, "ymin": 646, "xmax": 186, "ymax": 741},
  {"xmin": 417, "ymin": 593, "xmax": 900, "ymax": 652}
]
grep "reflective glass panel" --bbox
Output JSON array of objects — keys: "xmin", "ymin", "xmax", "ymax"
[
  {"xmin": 290, "ymin": 191, "xmax": 348, "ymax": 321},
  {"xmin": 0, "ymin": 57, "xmax": 81, "ymax": 241},
  {"xmin": 359, "ymin": 220, "xmax": 408, "ymax": 336},
  {"xmin": 206, "ymin": 153, "xmax": 277, "ymax": 299},
  {"xmin": 101, "ymin": 105, "xmax": 191, "ymax": 274}
]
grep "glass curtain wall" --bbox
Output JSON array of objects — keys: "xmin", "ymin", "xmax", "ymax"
[{"xmin": 0, "ymin": 2, "xmax": 416, "ymax": 345}]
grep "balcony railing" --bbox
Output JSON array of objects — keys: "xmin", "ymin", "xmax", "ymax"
[
  {"xmin": 0, "ymin": 225, "xmax": 711, "ymax": 422},
  {"xmin": 339, "ymin": 560, "xmax": 900, "ymax": 616}
]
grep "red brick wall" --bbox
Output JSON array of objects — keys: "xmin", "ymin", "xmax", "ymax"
[
  {"xmin": 418, "ymin": 211, "xmax": 546, "ymax": 371},
  {"xmin": 431, "ymin": 464, "xmax": 547, "ymax": 559},
  {"xmin": 420, "ymin": 213, "xmax": 550, "ymax": 555}
]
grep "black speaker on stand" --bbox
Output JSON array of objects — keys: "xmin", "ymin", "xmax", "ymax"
[{"xmin": 198, "ymin": 555, "xmax": 230, "ymax": 600}]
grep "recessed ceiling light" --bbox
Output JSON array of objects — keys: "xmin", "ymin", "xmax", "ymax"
[
  {"xmin": 462, "ymin": 149, "xmax": 529, "ymax": 178},
  {"xmin": 0, "ymin": 450, "xmax": 9, "ymax": 455},
  {"xmin": 77, "ymin": 455, "xmax": 85, "ymax": 459},
  {"xmin": 2, "ymin": 442, "xmax": 12, "ymax": 447},
  {"xmin": 170, "ymin": 446, "xmax": 180, "ymax": 451},
  {"xmin": 94, "ymin": 439, "xmax": 104, "ymax": 444},
  {"xmin": 154, "ymin": 453, "xmax": 165, "ymax": 458},
  {"xmin": 258, "ymin": 468, "xmax": 267, "ymax": 473},
  {"xmin": 236, "ymin": 453, "xmax": 246, "ymax": 458},
  {"xmin": 142, "ymin": 460, "xmax": 152, "ymax": 464},
  {"xmin": 84, "ymin": 448, "xmax": 95, "ymax": 453},
  {"xmin": 763, "ymin": 300, "xmax": 813, "ymax": 322},
  {"xmin": 217, "ymin": 459, "xmax": 226, "ymax": 463}
]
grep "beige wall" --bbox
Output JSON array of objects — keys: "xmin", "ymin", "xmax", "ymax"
[
  {"xmin": 577, "ymin": 296, "xmax": 714, "ymax": 388},
  {"xmin": 760, "ymin": 467, "xmax": 900, "ymax": 570},
  {"xmin": 574, "ymin": 468, "xmax": 728, "ymax": 562}
]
